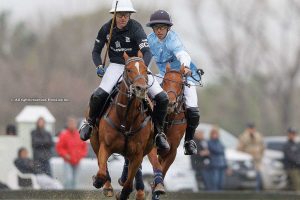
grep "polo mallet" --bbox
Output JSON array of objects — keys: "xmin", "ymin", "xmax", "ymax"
[{"xmin": 103, "ymin": 0, "xmax": 119, "ymax": 66}]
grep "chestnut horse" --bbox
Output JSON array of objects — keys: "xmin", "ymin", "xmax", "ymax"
[
  {"xmin": 147, "ymin": 64, "xmax": 187, "ymax": 199},
  {"xmin": 90, "ymin": 52, "xmax": 154, "ymax": 200}
]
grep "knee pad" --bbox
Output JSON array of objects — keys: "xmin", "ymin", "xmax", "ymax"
[
  {"xmin": 91, "ymin": 87, "xmax": 108, "ymax": 101},
  {"xmin": 186, "ymin": 107, "xmax": 200, "ymax": 127}
]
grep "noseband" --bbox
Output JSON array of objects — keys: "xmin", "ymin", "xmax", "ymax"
[{"xmin": 162, "ymin": 70, "xmax": 185, "ymax": 111}]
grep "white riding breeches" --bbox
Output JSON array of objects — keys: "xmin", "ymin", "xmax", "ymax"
[
  {"xmin": 183, "ymin": 80, "xmax": 198, "ymax": 108},
  {"xmin": 99, "ymin": 63, "xmax": 163, "ymax": 98},
  {"xmin": 154, "ymin": 74, "xmax": 198, "ymax": 108}
]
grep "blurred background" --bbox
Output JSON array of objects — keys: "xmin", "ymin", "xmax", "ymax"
[
  {"xmin": 0, "ymin": 0, "xmax": 300, "ymax": 195},
  {"xmin": 1, "ymin": 0, "xmax": 299, "ymax": 135}
]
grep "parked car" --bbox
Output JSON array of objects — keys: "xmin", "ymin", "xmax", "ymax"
[
  {"xmin": 261, "ymin": 136, "xmax": 289, "ymax": 190},
  {"xmin": 195, "ymin": 123, "xmax": 257, "ymax": 190},
  {"xmin": 264, "ymin": 136, "xmax": 300, "ymax": 151}
]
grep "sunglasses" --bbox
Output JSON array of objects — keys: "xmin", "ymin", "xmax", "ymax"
[
  {"xmin": 116, "ymin": 12, "xmax": 131, "ymax": 18},
  {"xmin": 152, "ymin": 24, "xmax": 168, "ymax": 31}
]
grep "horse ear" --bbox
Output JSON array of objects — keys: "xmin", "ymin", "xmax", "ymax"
[
  {"xmin": 137, "ymin": 50, "xmax": 143, "ymax": 58},
  {"xmin": 166, "ymin": 63, "xmax": 171, "ymax": 72},
  {"xmin": 123, "ymin": 52, "xmax": 129, "ymax": 61},
  {"xmin": 180, "ymin": 65, "xmax": 185, "ymax": 74}
]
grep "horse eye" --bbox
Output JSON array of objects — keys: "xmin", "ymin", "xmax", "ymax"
[{"xmin": 127, "ymin": 69, "xmax": 131, "ymax": 73}]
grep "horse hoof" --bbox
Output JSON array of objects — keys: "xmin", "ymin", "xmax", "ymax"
[
  {"xmin": 115, "ymin": 192, "xmax": 120, "ymax": 200},
  {"xmin": 103, "ymin": 187, "xmax": 114, "ymax": 197},
  {"xmin": 152, "ymin": 192, "xmax": 160, "ymax": 200},
  {"xmin": 115, "ymin": 191, "xmax": 130, "ymax": 200},
  {"xmin": 135, "ymin": 190, "xmax": 145, "ymax": 200},
  {"xmin": 153, "ymin": 183, "xmax": 165, "ymax": 195},
  {"xmin": 92, "ymin": 175, "xmax": 105, "ymax": 189},
  {"xmin": 115, "ymin": 191, "xmax": 127, "ymax": 200}
]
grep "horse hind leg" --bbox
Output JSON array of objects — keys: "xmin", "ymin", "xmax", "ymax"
[
  {"xmin": 135, "ymin": 165, "xmax": 145, "ymax": 200},
  {"xmin": 116, "ymin": 155, "xmax": 143, "ymax": 200},
  {"xmin": 118, "ymin": 158, "xmax": 129, "ymax": 186},
  {"xmin": 118, "ymin": 158, "xmax": 145, "ymax": 200}
]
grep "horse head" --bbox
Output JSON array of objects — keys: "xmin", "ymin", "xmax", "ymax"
[
  {"xmin": 123, "ymin": 51, "xmax": 148, "ymax": 100},
  {"xmin": 162, "ymin": 64, "xmax": 185, "ymax": 114}
]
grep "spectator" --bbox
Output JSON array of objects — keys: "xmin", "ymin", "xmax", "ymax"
[
  {"xmin": 6, "ymin": 124, "xmax": 17, "ymax": 136},
  {"xmin": 191, "ymin": 130, "xmax": 210, "ymax": 190},
  {"xmin": 237, "ymin": 123, "xmax": 264, "ymax": 191},
  {"xmin": 207, "ymin": 126, "xmax": 227, "ymax": 191},
  {"xmin": 31, "ymin": 117, "xmax": 53, "ymax": 176},
  {"xmin": 56, "ymin": 117, "xmax": 88, "ymax": 189},
  {"xmin": 14, "ymin": 147, "xmax": 62, "ymax": 189},
  {"xmin": 283, "ymin": 127, "xmax": 300, "ymax": 191}
]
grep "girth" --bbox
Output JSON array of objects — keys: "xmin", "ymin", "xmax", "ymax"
[
  {"xmin": 103, "ymin": 92, "xmax": 151, "ymax": 137},
  {"xmin": 104, "ymin": 113, "xmax": 151, "ymax": 137}
]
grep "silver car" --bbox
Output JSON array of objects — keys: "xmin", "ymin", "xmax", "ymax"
[{"xmin": 261, "ymin": 136, "xmax": 289, "ymax": 190}]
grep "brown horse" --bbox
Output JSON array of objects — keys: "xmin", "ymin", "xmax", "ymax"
[
  {"xmin": 90, "ymin": 52, "xmax": 154, "ymax": 200},
  {"xmin": 147, "ymin": 64, "xmax": 187, "ymax": 199}
]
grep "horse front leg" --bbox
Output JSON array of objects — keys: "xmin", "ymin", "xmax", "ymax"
[
  {"xmin": 147, "ymin": 148, "xmax": 165, "ymax": 197},
  {"xmin": 93, "ymin": 144, "xmax": 110, "ymax": 189},
  {"xmin": 103, "ymin": 168, "xmax": 114, "ymax": 197},
  {"xmin": 116, "ymin": 154, "xmax": 143, "ymax": 200},
  {"xmin": 160, "ymin": 148, "xmax": 177, "ymax": 178}
]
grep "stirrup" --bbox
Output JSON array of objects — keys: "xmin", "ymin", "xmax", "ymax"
[
  {"xmin": 155, "ymin": 132, "xmax": 167, "ymax": 141},
  {"xmin": 82, "ymin": 120, "xmax": 93, "ymax": 128},
  {"xmin": 155, "ymin": 132, "xmax": 170, "ymax": 156},
  {"xmin": 79, "ymin": 120, "xmax": 93, "ymax": 141},
  {"xmin": 184, "ymin": 140, "xmax": 197, "ymax": 155}
]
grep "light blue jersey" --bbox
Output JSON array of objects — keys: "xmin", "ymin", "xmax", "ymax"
[{"xmin": 147, "ymin": 30, "xmax": 200, "ymax": 82}]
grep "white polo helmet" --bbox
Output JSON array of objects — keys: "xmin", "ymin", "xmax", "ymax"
[{"xmin": 109, "ymin": 0, "xmax": 136, "ymax": 13}]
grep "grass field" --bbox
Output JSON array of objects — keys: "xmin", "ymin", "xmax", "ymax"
[{"xmin": 1, "ymin": 190, "xmax": 300, "ymax": 200}]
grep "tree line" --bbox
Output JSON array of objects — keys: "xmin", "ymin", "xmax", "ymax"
[{"xmin": 0, "ymin": 0, "xmax": 299, "ymax": 136}]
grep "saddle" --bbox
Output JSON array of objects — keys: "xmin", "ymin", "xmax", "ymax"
[{"xmin": 164, "ymin": 102, "xmax": 186, "ymax": 131}]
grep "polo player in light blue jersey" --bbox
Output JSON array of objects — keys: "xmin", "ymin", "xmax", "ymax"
[{"xmin": 146, "ymin": 10, "xmax": 201, "ymax": 155}]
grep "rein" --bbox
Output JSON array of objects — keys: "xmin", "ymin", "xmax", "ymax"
[{"xmin": 151, "ymin": 72, "xmax": 203, "ymax": 87}]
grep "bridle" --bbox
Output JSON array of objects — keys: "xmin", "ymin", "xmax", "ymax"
[
  {"xmin": 121, "ymin": 57, "xmax": 149, "ymax": 99},
  {"xmin": 161, "ymin": 70, "xmax": 185, "ymax": 114}
]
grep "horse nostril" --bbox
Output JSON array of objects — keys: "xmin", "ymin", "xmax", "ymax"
[
  {"xmin": 169, "ymin": 101, "xmax": 176, "ymax": 106},
  {"xmin": 136, "ymin": 86, "xmax": 141, "ymax": 91}
]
